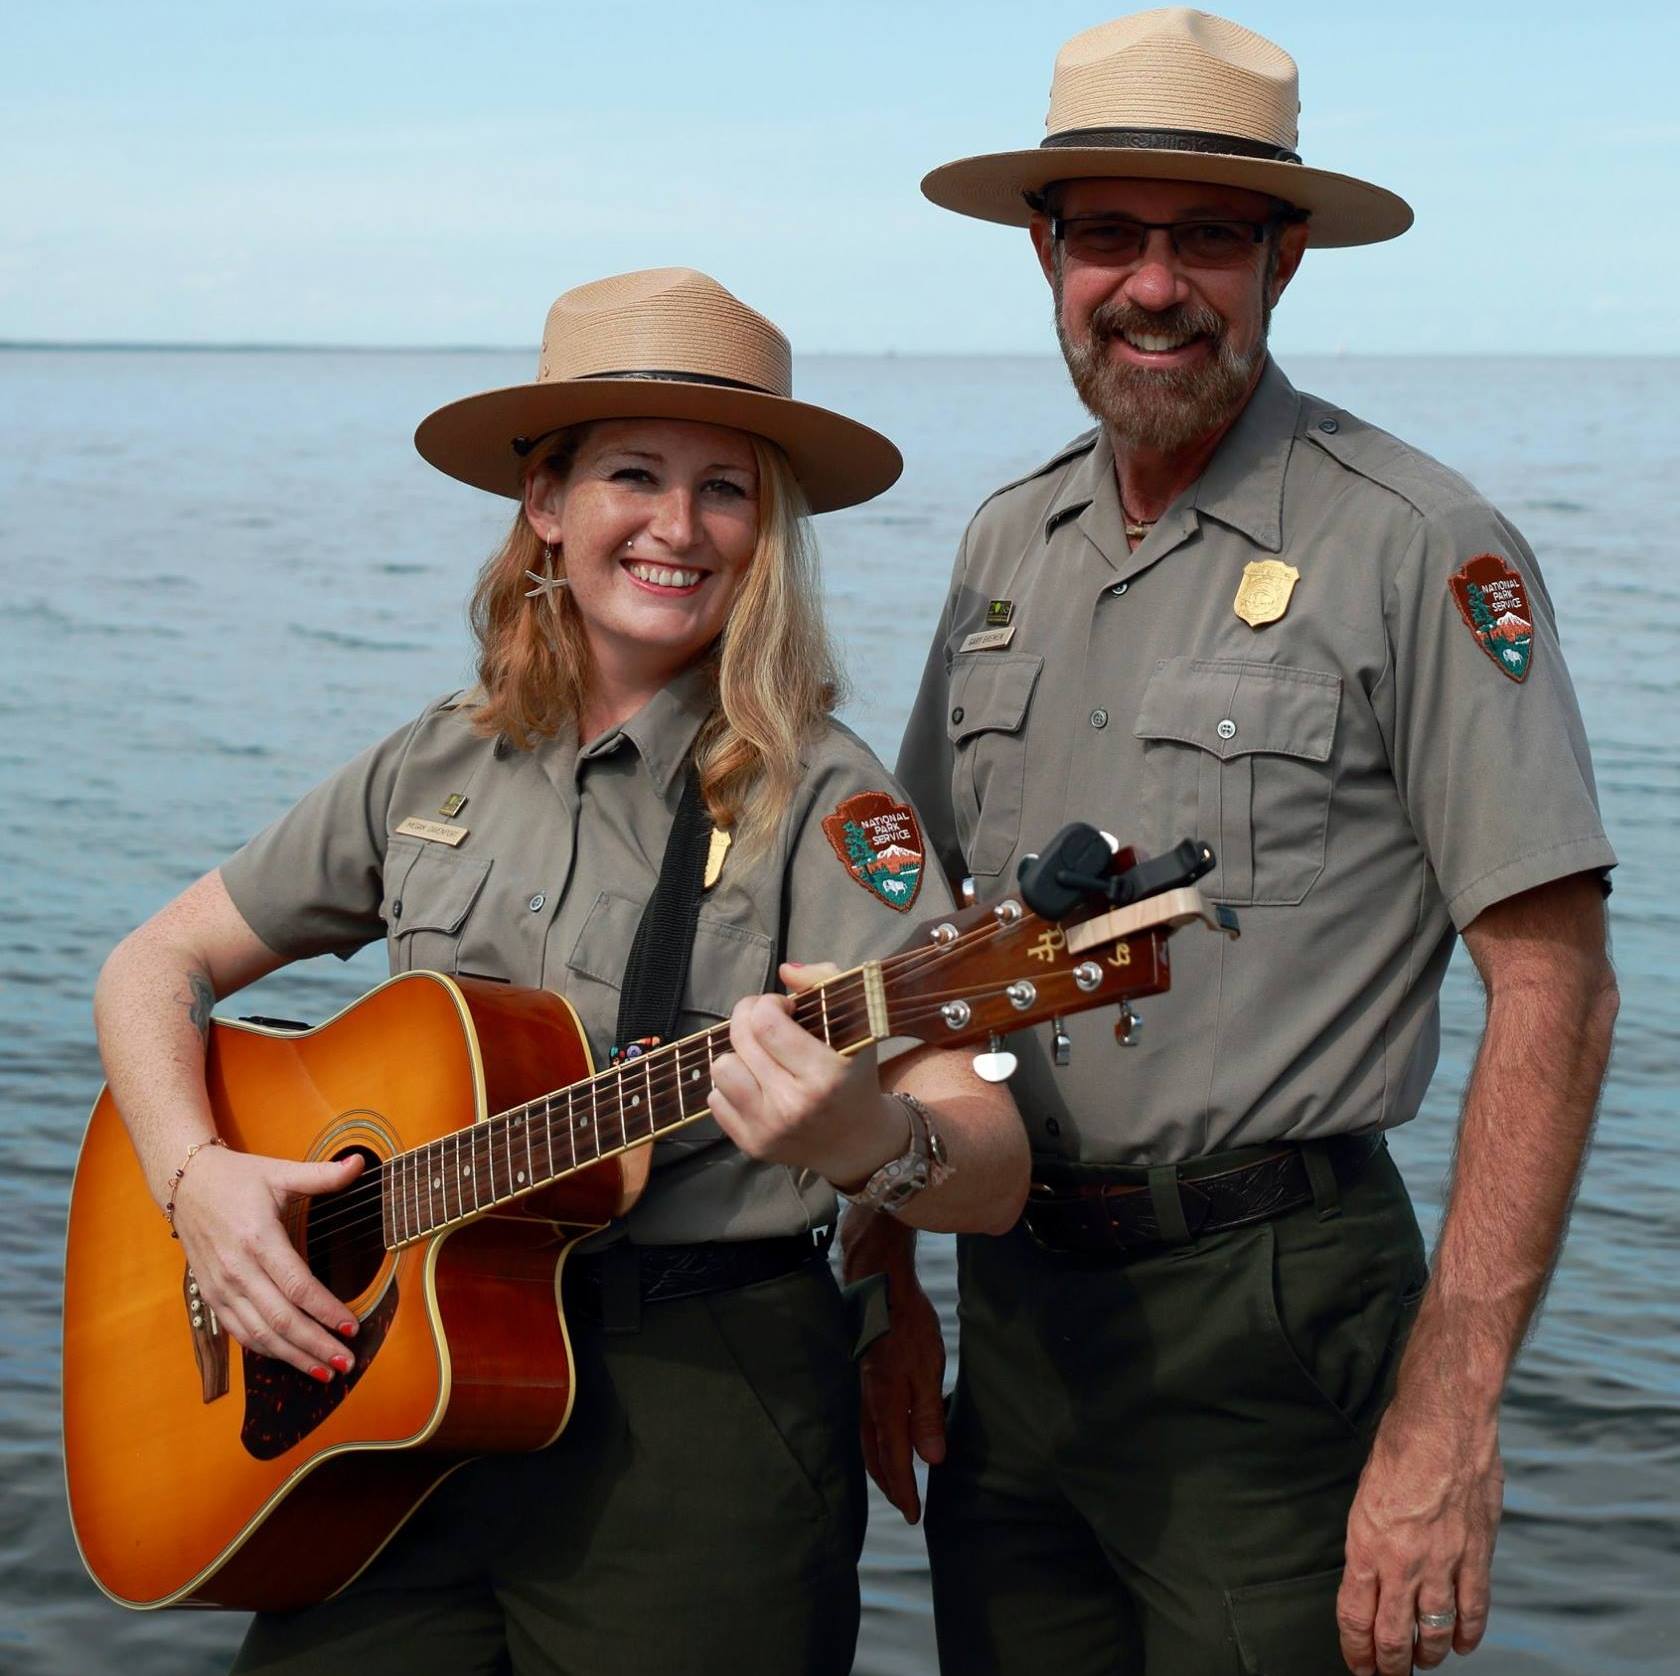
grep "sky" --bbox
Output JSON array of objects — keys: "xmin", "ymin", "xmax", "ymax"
[{"xmin": 4, "ymin": 0, "xmax": 1679, "ymax": 355}]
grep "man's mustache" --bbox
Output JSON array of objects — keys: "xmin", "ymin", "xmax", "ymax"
[{"xmin": 1087, "ymin": 300, "xmax": 1226, "ymax": 348}]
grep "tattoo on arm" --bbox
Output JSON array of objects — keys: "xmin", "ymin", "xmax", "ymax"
[{"xmin": 183, "ymin": 969, "xmax": 215, "ymax": 1040}]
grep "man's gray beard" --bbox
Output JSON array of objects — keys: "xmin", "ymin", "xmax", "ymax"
[{"xmin": 1057, "ymin": 294, "xmax": 1270, "ymax": 453}]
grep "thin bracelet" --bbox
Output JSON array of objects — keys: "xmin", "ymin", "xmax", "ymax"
[{"xmin": 162, "ymin": 1137, "xmax": 226, "ymax": 1237}]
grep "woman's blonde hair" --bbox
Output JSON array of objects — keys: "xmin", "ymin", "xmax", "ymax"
[{"xmin": 466, "ymin": 425, "xmax": 843, "ymax": 861}]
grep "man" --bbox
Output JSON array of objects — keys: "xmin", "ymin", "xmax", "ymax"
[{"xmin": 844, "ymin": 11, "xmax": 1619, "ymax": 1676}]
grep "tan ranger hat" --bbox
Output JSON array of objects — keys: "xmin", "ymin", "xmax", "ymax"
[
  {"xmin": 415, "ymin": 268, "xmax": 903, "ymax": 514},
  {"xmin": 922, "ymin": 7, "xmax": 1412, "ymax": 247}
]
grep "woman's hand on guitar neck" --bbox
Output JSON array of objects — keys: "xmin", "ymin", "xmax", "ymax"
[
  {"xmin": 709, "ymin": 962, "xmax": 909, "ymax": 1191},
  {"xmin": 170, "ymin": 1146, "xmax": 367, "ymax": 1382}
]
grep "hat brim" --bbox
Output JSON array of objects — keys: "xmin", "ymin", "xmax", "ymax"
[
  {"xmin": 415, "ymin": 379, "xmax": 903, "ymax": 515},
  {"xmin": 922, "ymin": 147, "xmax": 1412, "ymax": 247}
]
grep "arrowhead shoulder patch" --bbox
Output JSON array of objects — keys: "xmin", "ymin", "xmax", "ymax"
[
  {"xmin": 821, "ymin": 792, "xmax": 925, "ymax": 912},
  {"xmin": 1449, "ymin": 553, "xmax": 1534, "ymax": 682}
]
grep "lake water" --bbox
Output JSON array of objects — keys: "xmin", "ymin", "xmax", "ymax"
[{"xmin": 2, "ymin": 349, "xmax": 1675, "ymax": 1673}]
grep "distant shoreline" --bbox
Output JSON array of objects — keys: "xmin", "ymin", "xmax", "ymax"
[{"xmin": 0, "ymin": 343, "xmax": 1666, "ymax": 361}]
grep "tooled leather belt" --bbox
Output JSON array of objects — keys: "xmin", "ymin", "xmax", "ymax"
[{"xmin": 1020, "ymin": 1132, "xmax": 1386, "ymax": 1255}]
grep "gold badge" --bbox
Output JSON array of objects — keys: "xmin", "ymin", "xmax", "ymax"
[
  {"xmin": 438, "ymin": 792, "xmax": 468, "ymax": 818},
  {"xmin": 1233, "ymin": 561, "xmax": 1300, "ymax": 628},
  {"xmin": 703, "ymin": 828, "xmax": 733, "ymax": 891},
  {"xmin": 985, "ymin": 598, "xmax": 1014, "ymax": 628}
]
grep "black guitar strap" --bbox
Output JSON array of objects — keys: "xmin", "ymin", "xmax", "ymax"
[{"xmin": 614, "ymin": 762, "xmax": 713, "ymax": 1057}]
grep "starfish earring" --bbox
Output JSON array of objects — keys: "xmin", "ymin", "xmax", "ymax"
[{"xmin": 524, "ymin": 543, "xmax": 569, "ymax": 604}]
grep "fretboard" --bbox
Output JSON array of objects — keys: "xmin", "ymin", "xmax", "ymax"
[{"xmin": 378, "ymin": 962, "xmax": 885, "ymax": 1247}]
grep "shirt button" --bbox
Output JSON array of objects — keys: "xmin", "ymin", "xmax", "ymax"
[
  {"xmin": 1090, "ymin": 708, "xmax": 1109, "ymax": 729},
  {"xmin": 1045, "ymin": 1118, "xmax": 1061, "ymax": 1137},
  {"xmin": 951, "ymin": 706, "xmax": 964, "ymax": 725},
  {"xmin": 391, "ymin": 899, "xmax": 402, "ymax": 919},
  {"xmin": 528, "ymin": 893, "xmax": 546, "ymax": 912},
  {"xmin": 1109, "ymin": 581, "xmax": 1129, "ymax": 597},
  {"xmin": 1216, "ymin": 718, "xmax": 1237, "ymax": 740},
  {"xmin": 1317, "ymin": 417, "xmax": 1340, "ymax": 434}
]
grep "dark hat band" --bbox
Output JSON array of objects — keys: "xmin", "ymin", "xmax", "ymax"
[
  {"xmin": 510, "ymin": 368, "xmax": 784, "ymax": 457},
  {"xmin": 1041, "ymin": 126, "xmax": 1302, "ymax": 165}
]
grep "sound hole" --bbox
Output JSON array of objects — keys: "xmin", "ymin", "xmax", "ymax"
[{"xmin": 302, "ymin": 1145, "xmax": 386, "ymax": 1300}]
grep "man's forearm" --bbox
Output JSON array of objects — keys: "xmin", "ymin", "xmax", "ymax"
[{"xmin": 1394, "ymin": 932, "xmax": 1618, "ymax": 1418}]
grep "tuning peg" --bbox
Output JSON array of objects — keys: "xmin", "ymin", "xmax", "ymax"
[
  {"xmin": 960, "ymin": 876, "xmax": 977, "ymax": 906},
  {"xmin": 972, "ymin": 1033, "xmax": 1018, "ymax": 1083},
  {"xmin": 1114, "ymin": 1004, "xmax": 1142, "ymax": 1048},
  {"xmin": 1052, "ymin": 1017, "xmax": 1072, "ymax": 1067}
]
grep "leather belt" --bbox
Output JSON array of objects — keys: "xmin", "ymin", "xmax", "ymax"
[
  {"xmin": 568, "ymin": 1227, "xmax": 834, "ymax": 1313},
  {"xmin": 1020, "ymin": 1133, "xmax": 1385, "ymax": 1255}
]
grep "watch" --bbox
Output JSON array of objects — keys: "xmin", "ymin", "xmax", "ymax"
[{"xmin": 846, "ymin": 1091, "xmax": 954, "ymax": 1214}]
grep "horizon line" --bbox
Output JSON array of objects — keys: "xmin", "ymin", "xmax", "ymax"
[{"xmin": 1, "ymin": 340, "xmax": 1670, "ymax": 361}]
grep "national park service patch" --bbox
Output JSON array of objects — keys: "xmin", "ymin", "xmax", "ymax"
[
  {"xmin": 822, "ymin": 792, "xmax": 924, "ymax": 912},
  {"xmin": 1449, "ymin": 553, "xmax": 1534, "ymax": 682}
]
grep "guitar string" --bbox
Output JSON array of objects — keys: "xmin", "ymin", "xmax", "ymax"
[
  {"xmin": 293, "ymin": 915, "xmax": 1070, "ymax": 1247},
  {"xmin": 298, "ymin": 974, "xmax": 1082, "ymax": 1255},
  {"xmin": 295, "ymin": 913, "xmax": 1067, "ymax": 1248},
  {"xmin": 293, "ymin": 919, "xmax": 1084, "ymax": 1249}
]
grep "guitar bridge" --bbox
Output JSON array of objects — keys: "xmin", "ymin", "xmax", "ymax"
[{"xmin": 183, "ymin": 1264, "xmax": 229, "ymax": 1404}]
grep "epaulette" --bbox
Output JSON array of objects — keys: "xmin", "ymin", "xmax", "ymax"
[
  {"xmin": 974, "ymin": 426, "xmax": 1101, "ymax": 513},
  {"xmin": 1299, "ymin": 399, "xmax": 1484, "ymax": 525}
]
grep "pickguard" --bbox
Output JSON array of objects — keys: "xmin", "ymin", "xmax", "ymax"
[{"xmin": 239, "ymin": 1278, "xmax": 399, "ymax": 1460}]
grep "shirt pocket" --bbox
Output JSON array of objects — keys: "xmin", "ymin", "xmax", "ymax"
[
  {"xmin": 566, "ymin": 893, "xmax": 776, "ymax": 1157},
  {"xmin": 945, "ymin": 651, "xmax": 1043, "ymax": 879},
  {"xmin": 1133, "ymin": 658, "xmax": 1341, "ymax": 907},
  {"xmin": 381, "ymin": 837, "xmax": 493, "ymax": 974}
]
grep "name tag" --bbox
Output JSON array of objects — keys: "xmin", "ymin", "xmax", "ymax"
[
  {"xmin": 959, "ymin": 626, "xmax": 1016, "ymax": 654},
  {"xmin": 395, "ymin": 816, "xmax": 469, "ymax": 847}
]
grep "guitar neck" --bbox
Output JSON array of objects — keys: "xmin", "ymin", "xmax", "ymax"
[{"xmin": 380, "ymin": 965, "xmax": 887, "ymax": 1246}]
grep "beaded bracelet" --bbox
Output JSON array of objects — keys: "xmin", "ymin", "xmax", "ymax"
[{"xmin": 162, "ymin": 1136, "xmax": 226, "ymax": 1237}]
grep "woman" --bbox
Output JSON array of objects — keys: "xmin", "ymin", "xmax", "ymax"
[{"xmin": 92, "ymin": 268, "xmax": 1029, "ymax": 1675}]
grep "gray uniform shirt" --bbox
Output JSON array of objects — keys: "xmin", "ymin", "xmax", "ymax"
[
  {"xmin": 221, "ymin": 666, "xmax": 954, "ymax": 1242},
  {"xmin": 896, "ymin": 359, "xmax": 1615, "ymax": 1164}
]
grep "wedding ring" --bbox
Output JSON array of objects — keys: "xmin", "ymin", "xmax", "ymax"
[{"xmin": 1416, "ymin": 1609, "xmax": 1457, "ymax": 1630}]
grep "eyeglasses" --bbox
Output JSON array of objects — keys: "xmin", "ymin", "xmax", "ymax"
[{"xmin": 1050, "ymin": 215, "xmax": 1288, "ymax": 269}]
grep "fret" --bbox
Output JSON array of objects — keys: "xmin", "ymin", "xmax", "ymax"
[
  {"xmin": 518, "ymin": 1107, "xmax": 534, "ymax": 1193},
  {"xmin": 397, "ymin": 1152, "xmax": 410, "ymax": 1245},
  {"xmin": 382, "ymin": 1157, "xmax": 395, "ymax": 1249},
  {"xmin": 427, "ymin": 1139, "xmax": 443, "ymax": 1235},
  {"xmin": 471, "ymin": 1123, "xmax": 486, "ymax": 1211},
  {"xmin": 644, "ymin": 1053, "xmax": 657, "ymax": 1139},
  {"xmin": 563, "ymin": 1088, "xmax": 579, "ymax": 1172},
  {"xmin": 819, "ymin": 983, "xmax": 830, "ymax": 1046},
  {"xmin": 490, "ymin": 1115, "xmax": 509, "ymax": 1201}
]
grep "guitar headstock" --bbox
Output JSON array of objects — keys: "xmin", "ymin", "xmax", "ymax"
[{"xmin": 882, "ymin": 844, "xmax": 1225, "ymax": 1062}]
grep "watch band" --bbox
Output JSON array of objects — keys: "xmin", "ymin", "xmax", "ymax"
[{"xmin": 846, "ymin": 1091, "xmax": 954, "ymax": 1214}]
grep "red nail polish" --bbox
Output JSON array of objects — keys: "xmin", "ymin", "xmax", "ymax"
[
  {"xmin": 329, "ymin": 1352, "xmax": 351, "ymax": 1374},
  {"xmin": 309, "ymin": 1365, "xmax": 331, "ymax": 1383},
  {"xmin": 337, "ymin": 1320, "xmax": 358, "ymax": 1338}
]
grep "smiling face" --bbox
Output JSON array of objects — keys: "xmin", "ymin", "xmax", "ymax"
[
  {"xmin": 1030, "ymin": 177, "xmax": 1308, "ymax": 453},
  {"xmin": 522, "ymin": 418, "xmax": 760, "ymax": 696}
]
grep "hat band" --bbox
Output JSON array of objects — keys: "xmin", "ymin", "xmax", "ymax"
[
  {"xmin": 576, "ymin": 367, "xmax": 780, "ymax": 396},
  {"xmin": 1041, "ymin": 126, "xmax": 1302, "ymax": 166}
]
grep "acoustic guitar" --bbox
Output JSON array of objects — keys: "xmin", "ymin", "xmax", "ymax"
[{"xmin": 62, "ymin": 837, "xmax": 1230, "ymax": 1611}]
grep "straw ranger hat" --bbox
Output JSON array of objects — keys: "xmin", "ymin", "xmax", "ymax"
[
  {"xmin": 415, "ymin": 268, "xmax": 902, "ymax": 514},
  {"xmin": 922, "ymin": 7, "xmax": 1412, "ymax": 247}
]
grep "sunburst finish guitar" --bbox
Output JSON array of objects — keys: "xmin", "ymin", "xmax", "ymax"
[{"xmin": 62, "ymin": 836, "xmax": 1232, "ymax": 1611}]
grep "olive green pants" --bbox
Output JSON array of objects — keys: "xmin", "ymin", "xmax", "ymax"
[
  {"xmin": 233, "ymin": 1261, "xmax": 865, "ymax": 1676},
  {"xmin": 925, "ymin": 1145, "xmax": 1427, "ymax": 1676}
]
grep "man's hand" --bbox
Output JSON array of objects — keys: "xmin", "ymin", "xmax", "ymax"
[
  {"xmin": 1337, "ymin": 1394, "xmax": 1504, "ymax": 1674},
  {"xmin": 842, "ymin": 1205, "xmax": 949, "ymax": 1522},
  {"xmin": 860, "ymin": 1266, "xmax": 948, "ymax": 1522}
]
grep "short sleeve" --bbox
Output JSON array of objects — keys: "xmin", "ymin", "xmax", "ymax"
[
  {"xmin": 780, "ymin": 732, "xmax": 959, "ymax": 981},
  {"xmin": 219, "ymin": 713, "xmax": 425, "ymax": 960},
  {"xmin": 1380, "ymin": 503, "xmax": 1616, "ymax": 929},
  {"xmin": 893, "ymin": 533, "xmax": 966, "ymax": 888}
]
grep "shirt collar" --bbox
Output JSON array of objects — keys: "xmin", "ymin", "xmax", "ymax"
[
  {"xmin": 1188, "ymin": 357, "xmax": 1300, "ymax": 553},
  {"xmin": 577, "ymin": 661, "xmax": 716, "ymax": 797}
]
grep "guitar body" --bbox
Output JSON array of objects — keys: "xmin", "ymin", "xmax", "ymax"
[{"xmin": 63, "ymin": 971, "xmax": 648, "ymax": 1611}]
